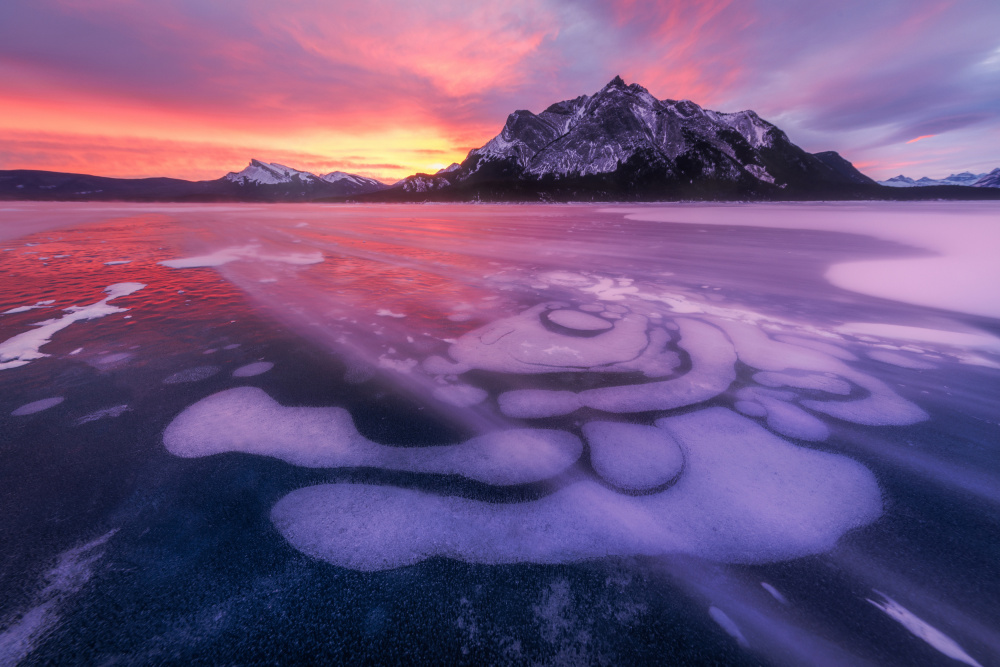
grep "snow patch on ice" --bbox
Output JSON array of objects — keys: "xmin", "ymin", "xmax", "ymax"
[
  {"xmin": 163, "ymin": 366, "xmax": 220, "ymax": 384},
  {"xmin": 76, "ymin": 404, "xmax": 129, "ymax": 425},
  {"xmin": 0, "ymin": 283, "xmax": 144, "ymax": 370},
  {"xmin": 2, "ymin": 300, "xmax": 55, "ymax": 315},
  {"xmin": 164, "ymin": 387, "xmax": 581, "ymax": 485},
  {"xmin": 233, "ymin": 361, "xmax": 273, "ymax": 377},
  {"xmin": 866, "ymin": 591, "xmax": 983, "ymax": 667},
  {"xmin": 12, "ymin": 397, "xmax": 64, "ymax": 416}
]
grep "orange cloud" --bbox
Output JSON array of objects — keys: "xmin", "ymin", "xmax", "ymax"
[{"xmin": 906, "ymin": 134, "xmax": 935, "ymax": 144}]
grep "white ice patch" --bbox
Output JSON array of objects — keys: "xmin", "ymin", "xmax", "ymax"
[
  {"xmin": 866, "ymin": 591, "xmax": 983, "ymax": 667},
  {"xmin": 163, "ymin": 387, "xmax": 582, "ymax": 485},
  {"xmin": 376, "ymin": 309, "xmax": 406, "ymax": 318},
  {"xmin": 76, "ymin": 404, "xmax": 130, "ymax": 425},
  {"xmin": 269, "ymin": 408, "xmax": 881, "ymax": 571},
  {"xmin": 103, "ymin": 260, "xmax": 131, "ymax": 266},
  {"xmin": 2, "ymin": 300, "xmax": 55, "ymax": 315},
  {"xmin": 760, "ymin": 582, "xmax": 788, "ymax": 604},
  {"xmin": 709, "ymin": 606, "xmax": 749, "ymax": 647},
  {"xmin": 163, "ymin": 366, "xmax": 220, "ymax": 384},
  {"xmin": 12, "ymin": 397, "xmax": 64, "ymax": 416},
  {"xmin": 583, "ymin": 421, "xmax": 683, "ymax": 492},
  {"xmin": 0, "ymin": 283, "xmax": 144, "ymax": 370},
  {"xmin": 753, "ymin": 371, "xmax": 852, "ymax": 395},
  {"xmin": 866, "ymin": 349, "xmax": 936, "ymax": 370},
  {"xmin": 233, "ymin": 361, "xmax": 273, "ymax": 377},
  {"xmin": 160, "ymin": 244, "xmax": 323, "ymax": 269},
  {"xmin": 432, "ymin": 384, "xmax": 488, "ymax": 407},
  {"xmin": 837, "ymin": 323, "xmax": 1000, "ymax": 353}
]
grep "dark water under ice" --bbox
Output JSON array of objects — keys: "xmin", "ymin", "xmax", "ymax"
[{"xmin": 1, "ymin": 202, "xmax": 998, "ymax": 665}]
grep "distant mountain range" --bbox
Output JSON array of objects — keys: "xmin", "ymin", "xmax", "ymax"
[
  {"xmin": 877, "ymin": 169, "xmax": 1000, "ymax": 188},
  {"xmin": 2, "ymin": 77, "xmax": 999, "ymax": 202}
]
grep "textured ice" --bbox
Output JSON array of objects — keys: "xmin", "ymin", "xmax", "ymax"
[
  {"xmin": 866, "ymin": 591, "xmax": 983, "ymax": 667},
  {"xmin": 583, "ymin": 421, "xmax": 684, "ymax": 492},
  {"xmin": 163, "ymin": 366, "xmax": 220, "ymax": 384},
  {"xmin": 164, "ymin": 387, "xmax": 582, "ymax": 485},
  {"xmin": 0, "ymin": 283, "xmax": 144, "ymax": 370},
  {"xmin": 12, "ymin": 397, "xmax": 64, "ymax": 416},
  {"xmin": 233, "ymin": 361, "xmax": 273, "ymax": 377},
  {"xmin": 270, "ymin": 408, "xmax": 881, "ymax": 570},
  {"xmin": 160, "ymin": 244, "xmax": 323, "ymax": 268}
]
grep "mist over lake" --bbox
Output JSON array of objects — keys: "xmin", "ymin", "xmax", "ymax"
[{"xmin": 1, "ymin": 202, "xmax": 998, "ymax": 666}]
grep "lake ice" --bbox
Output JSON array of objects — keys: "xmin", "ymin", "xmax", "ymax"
[{"xmin": 1, "ymin": 202, "xmax": 998, "ymax": 665}]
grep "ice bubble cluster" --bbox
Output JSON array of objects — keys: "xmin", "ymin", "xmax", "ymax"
[
  {"xmin": 0, "ymin": 283, "xmax": 144, "ymax": 370},
  {"xmin": 164, "ymin": 387, "xmax": 582, "ymax": 485},
  {"xmin": 269, "ymin": 409, "xmax": 881, "ymax": 571}
]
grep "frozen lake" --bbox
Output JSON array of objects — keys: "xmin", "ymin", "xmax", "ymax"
[{"xmin": 1, "ymin": 202, "xmax": 998, "ymax": 665}]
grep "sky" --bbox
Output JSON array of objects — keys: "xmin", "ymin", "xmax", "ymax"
[{"xmin": 0, "ymin": 0, "xmax": 997, "ymax": 182}]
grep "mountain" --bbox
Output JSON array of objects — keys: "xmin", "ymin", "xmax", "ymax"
[
  {"xmin": 877, "ymin": 171, "xmax": 990, "ymax": 188},
  {"xmin": 973, "ymin": 168, "xmax": 1000, "ymax": 188},
  {"xmin": 0, "ymin": 161, "xmax": 387, "ymax": 201},
  {"xmin": 377, "ymin": 76, "xmax": 881, "ymax": 201}
]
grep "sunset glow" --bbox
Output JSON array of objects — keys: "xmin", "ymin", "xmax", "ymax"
[{"xmin": 1, "ymin": 0, "xmax": 997, "ymax": 181}]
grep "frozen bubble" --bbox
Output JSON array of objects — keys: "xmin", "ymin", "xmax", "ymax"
[
  {"xmin": 163, "ymin": 366, "xmax": 220, "ymax": 384},
  {"xmin": 164, "ymin": 387, "xmax": 581, "ymax": 485},
  {"xmin": 866, "ymin": 349, "xmax": 935, "ymax": 370},
  {"xmin": 866, "ymin": 591, "xmax": 983, "ymax": 667},
  {"xmin": 583, "ymin": 421, "xmax": 683, "ymax": 492},
  {"xmin": 233, "ymin": 361, "xmax": 273, "ymax": 377},
  {"xmin": 270, "ymin": 408, "xmax": 881, "ymax": 570},
  {"xmin": 432, "ymin": 384, "xmax": 488, "ymax": 407},
  {"xmin": 12, "ymin": 397, "xmax": 64, "ymax": 416},
  {"xmin": 753, "ymin": 371, "xmax": 852, "ymax": 395}
]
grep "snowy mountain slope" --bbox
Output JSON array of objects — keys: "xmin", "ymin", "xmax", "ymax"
[
  {"xmin": 392, "ymin": 76, "xmax": 874, "ymax": 199},
  {"xmin": 225, "ymin": 160, "xmax": 320, "ymax": 185},
  {"xmin": 972, "ymin": 168, "xmax": 1000, "ymax": 187},
  {"xmin": 223, "ymin": 160, "xmax": 387, "ymax": 196},
  {"xmin": 877, "ymin": 171, "xmax": 989, "ymax": 188}
]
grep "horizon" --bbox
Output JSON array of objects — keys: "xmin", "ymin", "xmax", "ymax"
[{"xmin": 1, "ymin": 1, "xmax": 998, "ymax": 182}]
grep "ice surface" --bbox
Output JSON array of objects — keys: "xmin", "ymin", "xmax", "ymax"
[
  {"xmin": 760, "ymin": 582, "xmax": 788, "ymax": 604},
  {"xmin": 432, "ymin": 384, "xmax": 488, "ymax": 407},
  {"xmin": 12, "ymin": 397, "xmax": 64, "ymax": 416},
  {"xmin": 164, "ymin": 387, "xmax": 582, "ymax": 485},
  {"xmin": 753, "ymin": 371, "xmax": 852, "ymax": 395},
  {"xmin": 160, "ymin": 244, "xmax": 323, "ymax": 268},
  {"xmin": 866, "ymin": 591, "xmax": 983, "ymax": 667},
  {"xmin": 866, "ymin": 349, "xmax": 936, "ymax": 370},
  {"xmin": 0, "ymin": 283, "xmax": 144, "ymax": 370},
  {"xmin": 618, "ymin": 204, "xmax": 1000, "ymax": 319},
  {"xmin": 269, "ymin": 408, "xmax": 881, "ymax": 570},
  {"xmin": 232, "ymin": 361, "xmax": 273, "ymax": 377},
  {"xmin": 583, "ymin": 421, "xmax": 683, "ymax": 492}
]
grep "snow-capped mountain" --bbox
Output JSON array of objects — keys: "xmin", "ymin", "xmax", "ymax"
[
  {"xmin": 877, "ymin": 171, "xmax": 989, "ymax": 188},
  {"xmin": 223, "ymin": 160, "xmax": 387, "ymax": 196},
  {"xmin": 973, "ymin": 168, "xmax": 1000, "ymax": 188},
  {"xmin": 225, "ymin": 160, "xmax": 320, "ymax": 185},
  {"xmin": 392, "ymin": 76, "xmax": 874, "ymax": 199}
]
